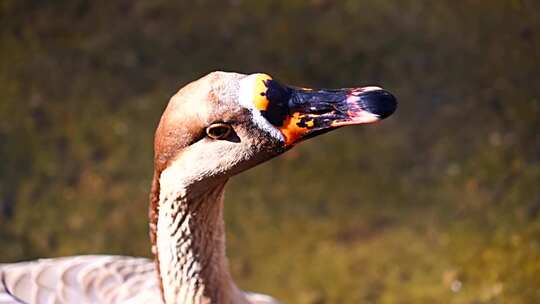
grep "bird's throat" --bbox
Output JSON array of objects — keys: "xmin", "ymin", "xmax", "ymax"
[{"xmin": 154, "ymin": 177, "xmax": 245, "ymax": 304}]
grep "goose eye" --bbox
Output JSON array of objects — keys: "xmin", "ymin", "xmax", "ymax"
[{"xmin": 206, "ymin": 123, "xmax": 232, "ymax": 140}]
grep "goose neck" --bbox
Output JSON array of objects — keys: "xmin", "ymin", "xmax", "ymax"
[{"xmin": 155, "ymin": 178, "xmax": 245, "ymax": 304}]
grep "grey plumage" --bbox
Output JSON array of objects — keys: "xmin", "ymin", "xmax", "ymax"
[
  {"xmin": 0, "ymin": 256, "xmax": 160, "ymax": 304},
  {"xmin": 0, "ymin": 256, "xmax": 278, "ymax": 304}
]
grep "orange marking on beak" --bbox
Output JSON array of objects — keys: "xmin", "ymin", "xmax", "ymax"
[
  {"xmin": 252, "ymin": 74, "xmax": 273, "ymax": 111},
  {"xmin": 279, "ymin": 112, "xmax": 309, "ymax": 145}
]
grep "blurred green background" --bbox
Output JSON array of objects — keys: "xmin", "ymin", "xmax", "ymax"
[{"xmin": 1, "ymin": 1, "xmax": 539, "ymax": 303}]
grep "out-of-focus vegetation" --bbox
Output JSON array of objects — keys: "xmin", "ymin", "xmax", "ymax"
[{"xmin": 1, "ymin": 0, "xmax": 539, "ymax": 303}]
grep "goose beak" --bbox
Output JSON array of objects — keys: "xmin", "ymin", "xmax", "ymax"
[
  {"xmin": 278, "ymin": 85, "xmax": 397, "ymax": 145},
  {"xmin": 243, "ymin": 74, "xmax": 397, "ymax": 146}
]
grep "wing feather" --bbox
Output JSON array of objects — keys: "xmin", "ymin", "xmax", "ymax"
[{"xmin": 0, "ymin": 256, "xmax": 160, "ymax": 304}]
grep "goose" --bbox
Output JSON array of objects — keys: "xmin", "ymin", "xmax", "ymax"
[{"xmin": 0, "ymin": 71, "xmax": 397, "ymax": 304}]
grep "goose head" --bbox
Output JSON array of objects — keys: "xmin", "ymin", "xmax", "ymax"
[
  {"xmin": 154, "ymin": 71, "xmax": 396, "ymax": 193},
  {"xmin": 151, "ymin": 71, "xmax": 396, "ymax": 304}
]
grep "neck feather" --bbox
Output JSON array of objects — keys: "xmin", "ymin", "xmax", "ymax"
[{"xmin": 152, "ymin": 175, "xmax": 246, "ymax": 304}]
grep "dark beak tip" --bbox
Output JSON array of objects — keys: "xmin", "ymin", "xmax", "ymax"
[{"xmin": 362, "ymin": 90, "xmax": 397, "ymax": 119}]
